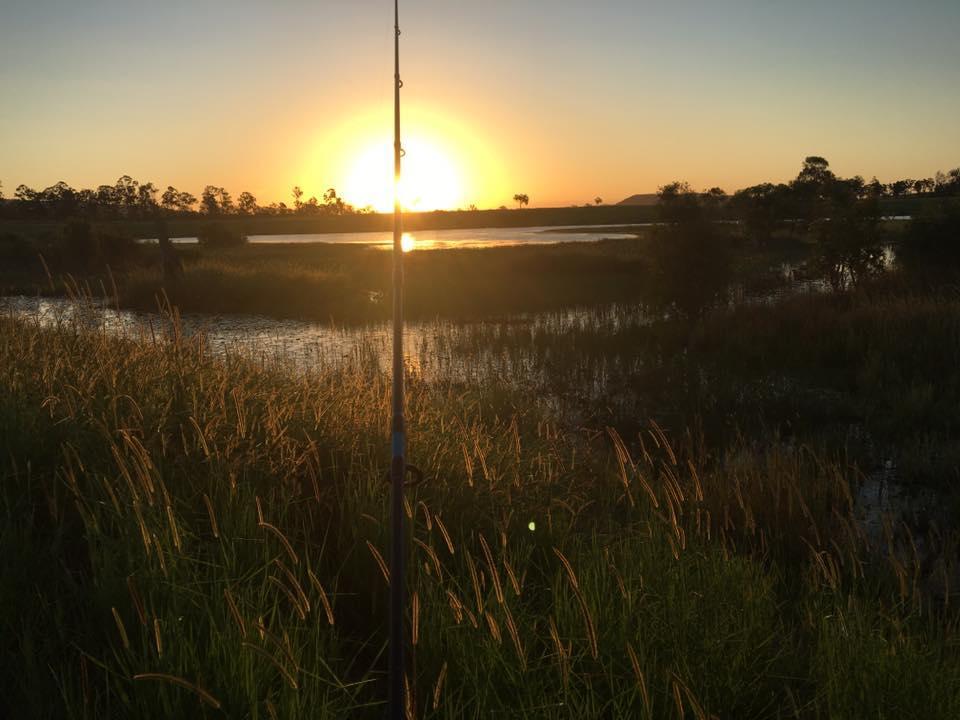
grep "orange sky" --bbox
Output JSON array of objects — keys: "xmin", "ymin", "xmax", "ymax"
[{"xmin": 2, "ymin": 1, "xmax": 959, "ymax": 209}]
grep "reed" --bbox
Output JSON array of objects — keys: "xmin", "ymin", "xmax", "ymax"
[{"xmin": 1, "ymin": 295, "xmax": 960, "ymax": 718}]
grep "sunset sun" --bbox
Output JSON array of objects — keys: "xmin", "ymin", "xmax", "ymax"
[
  {"xmin": 343, "ymin": 135, "xmax": 464, "ymax": 212},
  {"xmin": 304, "ymin": 105, "xmax": 505, "ymax": 212}
]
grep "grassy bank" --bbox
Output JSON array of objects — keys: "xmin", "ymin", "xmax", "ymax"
[
  {"xmin": 2, "ymin": 309, "xmax": 959, "ymax": 718},
  {"xmin": 120, "ymin": 238, "xmax": 659, "ymax": 322},
  {"xmin": 0, "ymin": 205, "xmax": 662, "ymax": 243},
  {"xmin": 10, "ymin": 232, "xmax": 810, "ymax": 323},
  {"xmin": 0, "ymin": 195, "xmax": 942, "ymax": 243}
]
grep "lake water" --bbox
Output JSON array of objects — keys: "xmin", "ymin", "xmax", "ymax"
[
  {"xmin": 143, "ymin": 223, "xmax": 645, "ymax": 250},
  {"xmin": 0, "ymin": 295, "xmax": 648, "ymax": 384}
]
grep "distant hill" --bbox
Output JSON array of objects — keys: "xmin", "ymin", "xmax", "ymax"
[{"xmin": 617, "ymin": 193, "xmax": 659, "ymax": 206}]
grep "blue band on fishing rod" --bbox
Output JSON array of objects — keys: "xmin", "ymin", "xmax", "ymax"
[{"xmin": 392, "ymin": 432, "xmax": 405, "ymax": 457}]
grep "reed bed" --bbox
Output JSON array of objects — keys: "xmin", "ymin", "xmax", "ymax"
[
  {"xmin": 116, "ymin": 239, "xmax": 655, "ymax": 324},
  {"xmin": 1, "ymin": 305, "xmax": 959, "ymax": 718}
]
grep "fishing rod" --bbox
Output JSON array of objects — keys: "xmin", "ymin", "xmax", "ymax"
[{"xmin": 388, "ymin": 0, "xmax": 420, "ymax": 717}]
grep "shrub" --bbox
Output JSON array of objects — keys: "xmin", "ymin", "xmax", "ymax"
[
  {"xmin": 897, "ymin": 201, "xmax": 960, "ymax": 281},
  {"xmin": 57, "ymin": 220, "xmax": 99, "ymax": 270},
  {"xmin": 197, "ymin": 222, "xmax": 246, "ymax": 248},
  {"xmin": 0, "ymin": 233, "xmax": 34, "ymax": 263},
  {"xmin": 52, "ymin": 221, "xmax": 139, "ymax": 272}
]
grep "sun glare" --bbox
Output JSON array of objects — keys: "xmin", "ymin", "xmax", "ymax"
[
  {"xmin": 401, "ymin": 233, "xmax": 415, "ymax": 252},
  {"xmin": 343, "ymin": 136, "xmax": 464, "ymax": 212},
  {"xmin": 304, "ymin": 106, "xmax": 506, "ymax": 212}
]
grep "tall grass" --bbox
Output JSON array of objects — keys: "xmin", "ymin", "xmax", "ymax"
[
  {"xmin": 1, "ymin": 306, "xmax": 959, "ymax": 718},
  {"xmin": 424, "ymin": 279, "xmax": 960, "ymax": 486},
  {"xmin": 118, "ymin": 239, "xmax": 656, "ymax": 323}
]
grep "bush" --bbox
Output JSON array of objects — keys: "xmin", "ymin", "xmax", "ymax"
[
  {"xmin": 98, "ymin": 229, "xmax": 139, "ymax": 266},
  {"xmin": 0, "ymin": 233, "xmax": 34, "ymax": 264},
  {"xmin": 49, "ymin": 221, "xmax": 140, "ymax": 272},
  {"xmin": 197, "ymin": 222, "xmax": 247, "ymax": 248},
  {"xmin": 57, "ymin": 220, "xmax": 99, "ymax": 270},
  {"xmin": 897, "ymin": 201, "xmax": 960, "ymax": 281},
  {"xmin": 648, "ymin": 219, "xmax": 733, "ymax": 318}
]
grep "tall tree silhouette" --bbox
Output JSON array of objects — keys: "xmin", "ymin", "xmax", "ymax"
[{"xmin": 237, "ymin": 191, "xmax": 259, "ymax": 215}]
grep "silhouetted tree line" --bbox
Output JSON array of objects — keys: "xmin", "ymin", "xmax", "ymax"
[
  {"xmin": 0, "ymin": 176, "xmax": 368, "ymax": 220},
  {"xmin": 650, "ymin": 156, "xmax": 960, "ymax": 317}
]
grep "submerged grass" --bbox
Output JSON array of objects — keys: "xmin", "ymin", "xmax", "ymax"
[
  {"xmin": 2, "ymin": 301, "xmax": 960, "ymax": 718},
  {"xmin": 426, "ymin": 276, "xmax": 960, "ymax": 487}
]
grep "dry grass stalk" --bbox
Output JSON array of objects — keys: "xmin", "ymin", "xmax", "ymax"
[
  {"xmin": 460, "ymin": 442, "xmax": 474, "ymax": 486},
  {"xmin": 242, "ymin": 642, "xmax": 299, "ymax": 689},
  {"xmin": 687, "ymin": 459, "xmax": 704, "ymax": 502},
  {"xmin": 153, "ymin": 618, "xmax": 163, "ymax": 658},
  {"xmin": 465, "ymin": 550, "xmax": 484, "ymax": 613},
  {"xmin": 265, "ymin": 699, "xmax": 279, "ymax": 720},
  {"xmin": 111, "ymin": 607, "xmax": 130, "ymax": 650},
  {"xmin": 609, "ymin": 562, "xmax": 628, "ymax": 601},
  {"xmin": 127, "ymin": 575, "xmax": 147, "ymax": 626},
  {"xmin": 367, "ymin": 541, "xmax": 391, "ymax": 586},
  {"xmin": 164, "ymin": 503, "xmax": 181, "ymax": 552},
  {"xmin": 626, "ymin": 642, "xmax": 650, "ymax": 715},
  {"xmin": 268, "ymin": 575, "xmax": 307, "ymax": 620},
  {"xmin": 275, "ymin": 559, "xmax": 311, "ymax": 614},
  {"xmin": 254, "ymin": 620, "xmax": 299, "ymax": 670},
  {"xmin": 432, "ymin": 662, "xmax": 448, "ymax": 711},
  {"xmin": 404, "ymin": 673, "xmax": 416, "ymax": 720},
  {"xmin": 307, "ymin": 570, "xmax": 335, "ymax": 626},
  {"xmin": 464, "ymin": 607, "xmax": 479, "ymax": 629},
  {"xmin": 479, "ymin": 533, "xmax": 505, "ymax": 605},
  {"xmin": 188, "ymin": 416, "xmax": 211, "ymax": 457},
  {"xmin": 474, "ymin": 438, "xmax": 491, "ymax": 484},
  {"xmin": 152, "ymin": 532, "xmax": 168, "ymax": 575},
  {"xmin": 202, "ymin": 493, "xmax": 220, "ymax": 538},
  {"xmin": 576, "ymin": 590, "xmax": 599, "ymax": 660},
  {"xmin": 412, "ymin": 591, "xmax": 421, "ymax": 646},
  {"xmin": 484, "ymin": 610, "xmax": 502, "ymax": 644},
  {"xmin": 413, "ymin": 538, "xmax": 443, "ymax": 580},
  {"xmin": 224, "ymin": 587, "xmax": 247, "ymax": 637},
  {"xmin": 672, "ymin": 673, "xmax": 708, "ymax": 720},
  {"xmin": 548, "ymin": 615, "xmax": 569, "ymax": 689},
  {"xmin": 434, "ymin": 515, "xmax": 455, "ymax": 555},
  {"xmin": 552, "ymin": 547, "xmax": 580, "ymax": 592},
  {"xmin": 503, "ymin": 557, "xmax": 522, "ymax": 596},
  {"xmin": 607, "ymin": 427, "xmax": 636, "ymax": 506},
  {"xmin": 133, "ymin": 673, "xmax": 222, "ymax": 709},
  {"xmin": 417, "ymin": 500, "xmax": 433, "ymax": 531},
  {"xmin": 503, "ymin": 605, "xmax": 526, "ymax": 670},
  {"xmin": 650, "ymin": 420, "xmax": 677, "ymax": 466},
  {"xmin": 260, "ymin": 520, "xmax": 299, "ymax": 565},
  {"xmin": 445, "ymin": 590, "xmax": 464, "ymax": 624}
]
